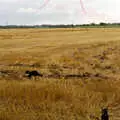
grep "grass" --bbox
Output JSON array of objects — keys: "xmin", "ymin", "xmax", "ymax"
[{"xmin": 0, "ymin": 28, "xmax": 120, "ymax": 119}]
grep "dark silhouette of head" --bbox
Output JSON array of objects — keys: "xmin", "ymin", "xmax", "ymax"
[
  {"xmin": 25, "ymin": 71, "xmax": 30, "ymax": 74},
  {"xmin": 101, "ymin": 108, "xmax": 109, "ymax": 120}
]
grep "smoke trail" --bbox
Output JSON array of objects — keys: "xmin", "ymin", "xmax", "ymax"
[
  {"xmin": 39, "ymin": 0, "xmax": 50, "ymax": 10},
  {"xmin": 79, "ymin": 0, "xmax": 87, "ymax": 14}
]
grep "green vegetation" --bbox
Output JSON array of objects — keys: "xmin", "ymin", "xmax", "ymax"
[{"xmin": 0, "ymin": 22, "xmax": 120, "ymax": 29}]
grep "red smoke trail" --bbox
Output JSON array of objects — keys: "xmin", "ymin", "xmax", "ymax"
[
  {"xmin": 39, "ymin": 0, "xmax": 50, "ymax": 10},
  {"xmin": 79, "ymin": 0, "xmax": 87, "ymax": 15}
]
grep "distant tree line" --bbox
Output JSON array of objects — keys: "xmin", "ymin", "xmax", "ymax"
[{"xmin": 0, "ymin": 23, "xmax": 120, "ymax": 29}]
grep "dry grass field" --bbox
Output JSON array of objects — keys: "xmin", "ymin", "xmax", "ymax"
[{"xmin": 0, "ymin": 28, "xmax": 120, "ymax": 120}]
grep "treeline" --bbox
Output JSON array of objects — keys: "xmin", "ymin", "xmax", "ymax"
[{"xmin": 0, "ymin": 23, "xmax": 120, "ymax": 29}]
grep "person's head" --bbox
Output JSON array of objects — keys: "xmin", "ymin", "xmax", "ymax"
[
  {"xmin": 25, "ymin": 70, "xmax": 30, "ymax": 74},
  {"xmin": 102, "ymin": 108, "xmax": 108, "ymax": 115}
]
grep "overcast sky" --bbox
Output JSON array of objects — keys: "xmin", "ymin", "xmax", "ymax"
[{"xmin": 0, "ymin": 0, "xmax": 119, "ymax": 25}]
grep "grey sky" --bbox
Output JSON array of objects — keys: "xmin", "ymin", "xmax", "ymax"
[{"xmin": 0, "ymin": 0, "xmax": 119, "ymax": 25}]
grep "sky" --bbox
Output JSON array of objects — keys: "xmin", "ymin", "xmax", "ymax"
[{"xmin": 0, "ymin": 0, "xmax": 120, "ymax": 25}]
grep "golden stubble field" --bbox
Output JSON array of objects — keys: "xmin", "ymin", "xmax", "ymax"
[{"xmin": 0, "ymin": 28, "xmax": 120, "ymax": 120}]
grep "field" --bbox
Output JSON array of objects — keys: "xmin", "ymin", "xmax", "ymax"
[{"xmin": 0, "ymin": 28, "xmax": 120, "ymax": 120}]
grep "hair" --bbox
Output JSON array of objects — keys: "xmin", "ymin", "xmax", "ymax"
[{"xmin": 101, "ymin": 108, "xmax": 109, "ymax": 120}]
